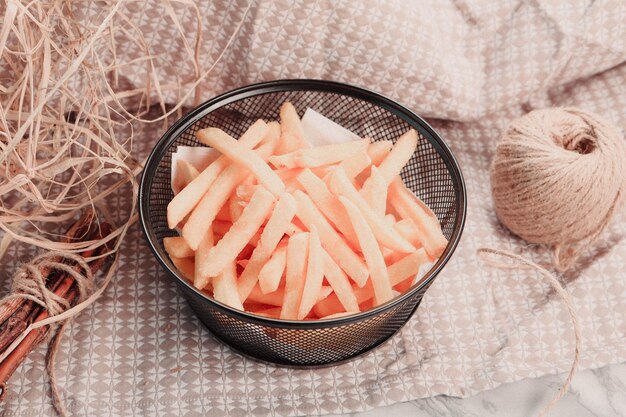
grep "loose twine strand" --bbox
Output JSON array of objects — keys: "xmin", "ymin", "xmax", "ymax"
[{"xmin": 477, "ymin": 248, "xmax": 581, "ymax": 417}]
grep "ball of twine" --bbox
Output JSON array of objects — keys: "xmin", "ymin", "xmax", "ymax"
[
  {"xmin": 484, "ymin": 107, "xmax": 624, "ymax": 416},
  {"xmin": 491, "ymin": 107, "xmax": 626, "ymax": 271}
]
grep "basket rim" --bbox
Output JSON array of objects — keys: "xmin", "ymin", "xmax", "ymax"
[{"xmin": 139, "ymin": 78, "xmax": 467, "ymax": 329}]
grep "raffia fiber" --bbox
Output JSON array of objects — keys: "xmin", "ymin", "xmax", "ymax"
[{"xmin": 0, "ymin": 1, "xmax": 253, "ymax": 414}]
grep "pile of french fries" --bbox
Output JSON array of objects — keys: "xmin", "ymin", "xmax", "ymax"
[{"xmin": 164, "ymin": 102, "xmax": 448, "ymax": 320}]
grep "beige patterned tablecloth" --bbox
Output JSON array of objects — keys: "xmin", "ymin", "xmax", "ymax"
[{"xmin": 1, "ymin": 1, "xmax": 625, "ymax": 416}]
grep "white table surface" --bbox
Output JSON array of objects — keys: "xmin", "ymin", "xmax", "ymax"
[{"xmin": 328, "ymin": 363, "xmax": 626, "ymax": 417}]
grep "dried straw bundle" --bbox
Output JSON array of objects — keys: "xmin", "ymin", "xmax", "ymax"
[
  {"xmin": 0, "ymin": 0, "xmax": 204, "ymax": 254},
  {"xmin": 0, "ymin": 0, "xmax": 251, "ymax": 413}
]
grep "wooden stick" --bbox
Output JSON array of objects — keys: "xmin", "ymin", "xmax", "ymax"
[
  {"xmin": 0, "ymin": 282, "xmax": 79, "ymax": 400},
  {"xmin": 23, "ymin": 221, "xmax": 105, "ymax": 325},
  {"xmin": 0, "ymin": 221, "xmax": 112, "ymax": 400},
  {"xmin": 0, "ymin": 211, "xmax": 98, "ymax": 344},
  {"xmin": 0, "ymin": 319, "xmax": 26, "ymax": 354},
  {"xmin": 0, "ymin": 209, "xmax": 95, "ymax": 326}
]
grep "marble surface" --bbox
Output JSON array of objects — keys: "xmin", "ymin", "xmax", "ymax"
[{"xmin": 329, "ymin": 363, "xmax": 626, "ymax": 417}]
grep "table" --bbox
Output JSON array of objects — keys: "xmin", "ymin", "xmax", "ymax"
[{"xmin": 330, "ymin": 363, "xmax": 626, "ymax": 417}]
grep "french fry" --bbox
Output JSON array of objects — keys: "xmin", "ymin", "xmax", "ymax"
[
  {"xmin": 367, "ymin": 140, "xmax": 393, "ymax": 166},
  {"xmin": 197, "ymin": 127, "xmax": 285, "ymax": 197},
  {"xmin": 322, "ymin": 250, "xmax": 359, "ymax": 312},
  {"xmin": 199, "ymin": 187, "xmax": 275, "ymax": 278},
  {"xmin": 394, "ymin": 218, "xmax": 425, "ymax": 249},
  {"xmin": 228, "ymin": 194, "xmax": 244, "ymax": 221},
  {"xmin": 258, "ymin": 242, "xmax": 287, "ymax": 294},
  {"xmin": 215, "ymin": 203, "xmax": 232, "ymax": 222},
  {"xmin": 312, "ymin": 293, "xmax": 345, "ymax": 318},
  {"xmin": 238, "ymin": 244, "xmax": 255, "ymax": 260},
  {"xmin": 238, "ymin": 193, "xmax": 297, "ymax": 300},
  {"xmin": 298, "ymin": 140, "xmax": 367, "ymax": 167},
  {"xmin": 393, "ymin": 177, "xmax": 438, "ymax": 218},
  {"xmin": 259, "ymin": 198, "xmax": 296, "ymax": 255},
  {"xmin": 275, "ymin": 168, "xmax": 304, "ymax": 182},
  {"xmin": 389, "ymin": 178, "xmax": 447, "ymax": 258},
  {"xmin": 163, "ymin": 236, "xmax": 194, "ymax": 258},
  {"xmin": 285, "ymin": 219, "xmax": 306, "ymax": 236},
  {"xmin": 267, "ymin": 153, "xmax": 296, "ymax": 170},
  {"xmin": 359, "ymin": 298, "xmax": 374, "ymax": 311},
  {"xmin": 269, "ymin": 139, "xmax": 368, "ymax": 169},
  {"xmin": 167, "ymin": 120, "xmax": 267, "ymax": 229},
  {"xmin": 297, "ymin": 227, "xmax": 325, "ymax": 319},
  {"xmin": 376, "ymin": 129, "xmax": 418, "ymax": 184},
  {"xmin": 387, "ymin": 248, "xmax": 430, "ymax": 286},
  {"xmin": 337, "ymin": 148, "xmax": 372, "ymax": 178},
  {"xmin": 310, "ymin": 165, "xmax": 333, "ymax": 178},
  {"xmin": 262, "ymin": 120, "xmax": 281, "ymax": 146},
  {"xmin": 239, "ymin": 119, "xmax": 271, "ymax": 144},
  {"xmin": 214, "ymin": 224, "xmax": 262, "ymax": 248},
  {"xmin": 329, "ymin": 167, "xmax": 414, "ymax": 253},
  {"xmin": 381, "ymin": 245, "xmax": 395, "ymax": 264},
  {"xmin": 248, "ymin": 282, "xmax": 333, "ymax": 307},
  {"xmin": 213, "ymin": 261, "xmax": 244, "ymax": 310},
  {"xmin": 284, "ymin": 175, "xmax": 304, "ymax": 194},
  {"xmin": 242, "ymin": 174, "xmax": 257, "ymax": 186},
  {"xmin": 177, "ymin": 212, "xmax": 192, "ymax": 230},
  {"xmin": 276, "ymin": 132, "xmax": 301, "ymax": 155},
  {"xmin": 339, "ymin": 196, "xmax": 393, "ymax": 305},
  {"xmin": 194, "ymin": 228, "xmax": 214, "ymax": 290},
  {"xmin": 360, "ymin": 166, "xmax": 387, "ymax": 216},
  {"xmin": 316, "ymin": 285, "xmax": 333, "ymax": 302},
  {"xmin": 384, "ymin": 213, "xmax": 397, "ymax": 226},
  {"xmin": 251, "ymin": 306, "xmax": 282, "ymax": 318},
  {"xmin": 248, "ymin": 284, "xmax": 285, "ymax": 307},
  {"xmin": 167, "ymin": 158, "xmax": 228, "ymax": 230},
  {"xmin": 169, "ymin": 256, "xmax": 195, "ymax": 283},
  {"xmin": 292, "ymin": 190, "xmax": 369, "ymax": 287},
  {"xmin": 181, "ymin": 165, "xmax": 249, "ymax": 250},
  {"xmin": 354, "ymin": 249, "xmax": 429, "ymax": 303},
  {"xmin": 317, "ymin": 285, "xmax": 333, "ymax": 302},
  {"xmin": 211, "ymin": 220, "xmax": 231, "ymax": 237},
  {"xmin": 235, "ymin": 183, "xmax": 257, "ymax": 202},
  {"xmin": 280, "ymin": 232, "xmax": 309, "ymax": 320},
  {"xmin": 383, "ymin": 249, "xmax": 406, "ymax": 265},
  {"xmin": 249, "ymin": 229, "xmax": 262, "ymax": 248},
  {"xmin": 393, "ymin": 275, "xmax": 414, "ymax": 293},
  {"xmin": 243, "ymin": 301, "xmax": 270, "ymax": 310},
  {"xmin": 172, "ymin": 159, "xmax": 200, "ymax": 194},
  {"xmin": 277, "ymin": 102, "xmax": 311, "ymax": 153},
  {"xmin": 354, "ymin": 283, "xmax": 381, "ymax": 305},
  {"xmin": 182, "ymin": 140, "xmax": 275, "ymax": 250},
  {"xmin": 296, "ymin": 169, "xmax": 360, "ymax": 250}
]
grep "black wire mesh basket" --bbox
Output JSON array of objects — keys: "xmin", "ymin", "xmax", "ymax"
[{"xmin": 139, "ymin": 79, "xmax": 466, "ymax": 366}]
